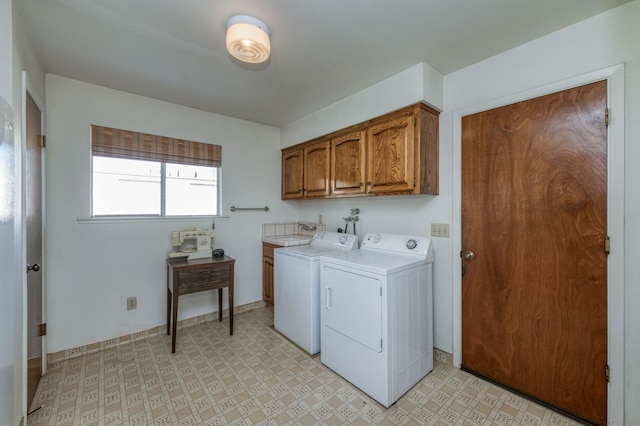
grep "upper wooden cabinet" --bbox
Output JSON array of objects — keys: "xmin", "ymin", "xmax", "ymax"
[
  {"xmin": 366, "ymin": 113, "xmax": 415, "ymax": 195},
  {"xmin": 281, "ymin": 147, "xmax": 304, "ymax": 199},
  {"xmin": 331, "ymin": 128, "xmax": 367, "ymax": 197},
  {"xmin": 303, "ymin": 139, "xmax": 331, "ymax": 198},
  {"xmin": 414, "ymin": 103, "xmax": 439, "ymax": 195},
  {"xmin": 281, "ymin": 102, "xmax": 439, "ymax": 199}
]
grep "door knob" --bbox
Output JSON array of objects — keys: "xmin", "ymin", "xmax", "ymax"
[
  {"xmin": 27, "ymin": 263, "xmax": 41, "ymax": 273},
  {"xmin": 464, "ymin": 251, "xmax": 475, "ymax": 261}
]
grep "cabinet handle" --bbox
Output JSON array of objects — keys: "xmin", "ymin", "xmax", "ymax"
[
  {"xmin": 359, "ymin": 182, "xmax": 363, "ymax": 187},
  {"xmin": 366, "ymin": 182, "xmax": 372, "ymax": 185},
  {"xmin": 325, "ymin": 286, "xmax": 332, "ymax": 309}
]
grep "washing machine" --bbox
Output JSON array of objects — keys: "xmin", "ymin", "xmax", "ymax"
[
  {"xmin": 320, "ymin": 232, "xmax": 434, "ymax": 407},
  {"xmin": 274, "ymin": 231, "xmax": 359, "ymax": 355}
]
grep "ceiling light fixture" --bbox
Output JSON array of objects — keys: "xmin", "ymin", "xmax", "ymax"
[{"xmin": 226, "ymin": 15, "xmax": 271, "ymax": 64}]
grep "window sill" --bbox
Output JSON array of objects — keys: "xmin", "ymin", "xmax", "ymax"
[{"xmin": 77, "ymin": 215, "xmax": 229, "ymax": 224}]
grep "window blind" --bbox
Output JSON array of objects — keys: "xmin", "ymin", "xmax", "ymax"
[{"xmin": 91, "ymin": 125, "xmax": 221, "ymax": 167}]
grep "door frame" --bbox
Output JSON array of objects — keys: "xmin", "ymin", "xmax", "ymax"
[
  {"xmin": 21, "ymin": 70, "xmax": 46, "ymax": 411},
  {"xmin": 451, "ymin": 64, "xmax": 624, "ymax": 425}
]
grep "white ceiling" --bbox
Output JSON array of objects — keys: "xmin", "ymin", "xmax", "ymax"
[{"xmin": 17, "ymin": 0, "xmax": 631, "ymax": 127}]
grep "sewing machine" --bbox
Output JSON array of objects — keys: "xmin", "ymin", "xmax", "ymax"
[{"xmin": 168, "ymin": 228, "xmax": 213, "ymax": 260}]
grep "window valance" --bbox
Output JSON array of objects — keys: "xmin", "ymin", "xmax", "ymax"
[{"xmin": 91, "ymin": 125, "xmax": 221, "ymax": 167}]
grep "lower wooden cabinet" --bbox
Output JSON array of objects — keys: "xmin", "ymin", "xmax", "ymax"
[{"xmin": 262, "ymin": 243, "xmax": 277, "ymax": 305}]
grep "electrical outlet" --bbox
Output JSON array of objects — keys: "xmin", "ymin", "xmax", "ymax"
[
  {"xmin": 431, "ymin": 223, "xmax": 450, "ymax": 238},
  {"xmin": 127, "ymin": 297, "xmax": 137, "ymax": 310}
]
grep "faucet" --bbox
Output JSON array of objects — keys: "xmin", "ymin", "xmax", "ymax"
[
  {"xmin": 343, "ymin": 209, "xmax": 360, "ymax": 234},
  {"xmin": 299, "ymin": 223, "xmax": 317, "ymax": 231}
]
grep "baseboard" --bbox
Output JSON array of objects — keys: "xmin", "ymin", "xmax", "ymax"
[
  {"xmin": 434, "ymin": 347, "xmax": 453, "ymax": 366},
  {"xmin": 47, "ymin": 300, "xmax": 268, "ymax": 365}
]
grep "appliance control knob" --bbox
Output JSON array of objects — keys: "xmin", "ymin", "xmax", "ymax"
[
  {"xmin": 373, "ymin": 235, "xmax": 381, "ymax": 243},
  {"xmin": 339, "ymin": 236, "xmax": 347, "ymax": 244},
  {"xmin": 406, "ymin": 239, "xmax": 417, "ymax": 250}
]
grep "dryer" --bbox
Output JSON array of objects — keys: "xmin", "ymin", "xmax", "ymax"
[
  {"xmin": 320, "ymin": 233, "xmax": 434, "ymax": 407},
  {"xmin": 274, "ymin": 231, "xmax": 358, "ymax": 355}
]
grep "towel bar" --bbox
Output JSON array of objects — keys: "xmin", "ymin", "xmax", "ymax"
[{"xmin": 230, "ymin": 206, "xmax": 269, "ymax": 212}]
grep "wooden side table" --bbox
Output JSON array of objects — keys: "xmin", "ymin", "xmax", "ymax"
[{"xmin": 166, "ymin": 255, "xmax": 235, "ymax": 353}]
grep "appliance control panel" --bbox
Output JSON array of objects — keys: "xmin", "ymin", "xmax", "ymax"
[
  {"xmin": 312, "ymin": 231, "xmax": 359, "ymax": 250},
  {"xmin": 361, "ymin": 233, "xmax": 431, "ymax": 257}
]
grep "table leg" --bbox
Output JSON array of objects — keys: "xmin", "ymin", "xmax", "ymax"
[
  {"xmin": 172, "ymin": 284, "xmax": 179, "ymax": 353},
  {"xmin": 167, "ymin": 263, "xmax": 171, "ymax": 336},
  {"xmin": 166, "ymin": 288, "xmax": 171, "ymax": 335},
  {"xmin": 229, "ymin": 265, "xmax": 234, "ymax": 335},
  {"xmin": 218, "ymin": 288, "xmax": 223, "ymax": 321}
]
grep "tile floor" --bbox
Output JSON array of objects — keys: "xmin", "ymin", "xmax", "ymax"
[{"xmin": 28, "ymin": 306, "xmax": 584, "ymax": 425}]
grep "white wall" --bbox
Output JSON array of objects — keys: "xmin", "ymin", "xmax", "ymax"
[
  {"xmin": 0, "ymin": 107, "xmax": 18, "ymax": 426},
  {"xmin": 0, "ymin": 0, "xmax": 10, "ymax": 103},
  {"xmin": 45, "ymin": 75, "xmax": 297, "ymax": 353},
  {"xmin": 281, "ymin": 62, "xmax": 443, "ymax": 148},
  {"xmin": 0, "ymin": 0, "xmax": 16, "ymax": 424}
]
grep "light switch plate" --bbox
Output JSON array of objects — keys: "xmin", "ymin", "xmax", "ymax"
[
  {"xmin": 127, "ymin": 297, "xmax": 137, "ymax": 310},
  {"xmin": 431, "ymin": 223, "xmax": 450, "ymax": 238}
]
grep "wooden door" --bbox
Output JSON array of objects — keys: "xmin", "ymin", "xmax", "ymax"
[
  {"xmin": 461, "ymin": 81, "xmax": 608, "ymax": 425},
  {"xmin": 303, "ymin": 139, "xmax": 331, "ymax": 198},
  {"xmin": 281, "ymin": 147, "xmax": 304, "ymax": 199},
  {"xmin": 366, "ymin": 113, "xmax": 415, "ymax": 194},
  {"xmin": 26, "ymin": 92, "xmax": 43, "ymax": 408},
  {"xmin": 331, "ymin": 129, "xmax": 366, "ymax": 196}
]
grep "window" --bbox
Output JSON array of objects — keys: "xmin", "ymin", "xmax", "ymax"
[{"xmin": 91, "ymin": 125, "xmax": 221, "ymax": 217}]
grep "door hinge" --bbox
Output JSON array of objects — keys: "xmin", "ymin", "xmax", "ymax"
[
  {"xmin": 39, "ymin": 135, "xmax": 46, "ymax": 148},
  {"xmin": 605, "ymin": 108, "xmax": 609, "ymax": 127},
  {"xmin": 606, "ymin": 365, "xmax": 610, "ymax": 383},
  {"xmin": 39, "ymin": 323, "xmax": 47, "ymax": 337},
  {"xmin": 604, "ymin": 236, "xmax": 611, "ymax": 255}
]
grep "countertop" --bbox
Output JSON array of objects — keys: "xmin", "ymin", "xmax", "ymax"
[{"xmin": 261, "ymin": 234, "xmax": 313, "ymax": 247}]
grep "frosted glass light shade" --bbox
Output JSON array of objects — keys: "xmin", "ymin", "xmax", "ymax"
[{"xmin": 226, "ymin": 16, "xmax": 271, "ymax": 64}]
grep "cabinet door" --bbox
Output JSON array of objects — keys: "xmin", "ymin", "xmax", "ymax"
[
  {"xmin": 331, "ymin": 129, "xmax": 366, "ymax": 196},
  {"xmin": 303, "ymin": 139, "xmax": 331, "ymax": 198},
  {"xmin": 262, "ymin": 243, "xmax": 275, "ymax": 305},
  {"xmin": 262, "ymin": 255, "xmax": 274, "ymax": 305},
  {"xmin": 282, "ymin": 147, "xmax": 304, "ymax": 199},
  {"xmin": 366, "ymin": 114, "xmax": 415, "ymax": 194}
]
